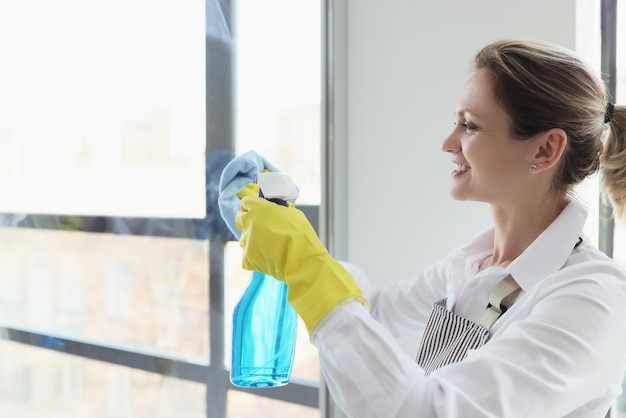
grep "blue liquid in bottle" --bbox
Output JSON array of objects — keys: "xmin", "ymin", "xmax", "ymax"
[{"xmin": 230, "ymin": 270, "xmax": 298, "ymax": 387}]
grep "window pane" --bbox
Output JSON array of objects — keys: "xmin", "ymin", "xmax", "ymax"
[
  {"xmin": 0, "ymin": 227, "xmax": 209, "ymax": 360},
  {"xmin": 0, "ymin": 340, "xmax": 206, "ymax": 417},
  {"xmin": 229, "ymin": 0, "xmax": 322, "ymax": 389},
  {"xmin": 0, "ymin": 0, "xmax": 206, "ymax": 218},
  {"xmin": 227, "ymin": 390, "xmax": 318, "ymax": 418},
  {"xmin": 234, "ymin": 0, "xmax": 321, "ymax": 205}
]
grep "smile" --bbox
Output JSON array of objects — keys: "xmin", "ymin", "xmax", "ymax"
[{"xmin": 455, "ymin": 163, "xmax": 470, "ymax": 172}]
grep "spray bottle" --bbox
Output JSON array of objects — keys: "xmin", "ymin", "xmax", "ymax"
[{"xmin": 230, "ymin": 172, "xmax": 299, "ymax": 388}]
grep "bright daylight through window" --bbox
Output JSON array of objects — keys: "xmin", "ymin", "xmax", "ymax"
[
  {"xmin": 0, "ymin": 0, "xmax": 206, "ymax": 218},
  {"xmin": 0, "ymin": 0, "xmax": 322, "ymax": 417}
]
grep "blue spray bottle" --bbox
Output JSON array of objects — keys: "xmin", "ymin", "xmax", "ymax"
[{"xmin": 230, "ymin": 172, "xmax": 299, "ymax": 388}]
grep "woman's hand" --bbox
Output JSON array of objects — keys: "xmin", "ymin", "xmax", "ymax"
[{"xmin": 236, "ymin": 195, "xmax": 369, "ymax": 333}]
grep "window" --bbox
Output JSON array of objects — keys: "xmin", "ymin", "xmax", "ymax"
[
  {"xmin": 0, "ymin": 1, "xmax": 322, "ymax": 417},
  {"xmin": 611, "ymin": 0, "xmax": 626, "ymax": 413},
  {"xmin": 0, "ymin": 0, "xmax": 206, "ymax": 218},
  {"xmin": 577, "ymin": 0, "xmax": 626, "ymax": 416},
  {"xmin": 612, "ymin": 0, "xmax": 626, "ymax": 265}
]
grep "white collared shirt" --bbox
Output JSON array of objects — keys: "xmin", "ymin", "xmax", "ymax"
[{"xmin": 312, "ymin": 199, "xmax": 626, "ymax": 417}]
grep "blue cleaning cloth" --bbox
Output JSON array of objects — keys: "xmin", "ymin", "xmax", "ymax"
[
  {"xmin": 194, "ymin": 150, "xmax": 237, "ymax": 241},
  {"xmin": 218, "ymin": 150, "xmax": 282, "ymax": 240}
]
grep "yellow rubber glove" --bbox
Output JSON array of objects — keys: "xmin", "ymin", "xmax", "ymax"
[
  {"xmin": 236, "ymin": 182, "xmax": 260, "ymax": 199},
  {"xmin": 237, "ymin": 182, "xmax": 295, "ymax": 207},
  {"xmin": 235, "ymin": 167, "xmax": 273, "ymax": 199},
  {"xmin": 235, "ymin": 195, "xmax": 369, "ymax": 334}
]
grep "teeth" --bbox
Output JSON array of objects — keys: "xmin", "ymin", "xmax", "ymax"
[{"xmin": 456, "ymin": 163, "xmax": 470, "ymax": 172}]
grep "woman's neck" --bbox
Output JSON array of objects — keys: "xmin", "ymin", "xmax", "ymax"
[{"xmin": 479, "ymin": 197, "xmax": 568, "ymax": 271}]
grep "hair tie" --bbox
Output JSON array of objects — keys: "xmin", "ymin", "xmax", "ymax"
[{"xmin": 605, "ymin": 102, "xmax": 615, "ymax": 123}]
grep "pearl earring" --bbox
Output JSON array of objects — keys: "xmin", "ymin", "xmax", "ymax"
[{"xmin": 530, "ymin": 163, "xmax": 543, "ymax": 170}]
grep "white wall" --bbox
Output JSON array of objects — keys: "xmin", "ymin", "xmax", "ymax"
[{"xmin": 332, "ymin": 0, "xmax": 577, "ymax": 286}]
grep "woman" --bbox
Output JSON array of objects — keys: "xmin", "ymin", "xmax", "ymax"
[{"xmin": 235, "ymin": 40, "xmax": 626, "ymax": 417}]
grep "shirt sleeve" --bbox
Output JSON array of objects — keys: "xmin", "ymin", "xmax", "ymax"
[
  {"xmin": 339, "ymin": 257, "xmax": 450, "ymax": 340},
  {"xmin": 312, "ymin": 263, "xmax": 626, "ymax": 418}
]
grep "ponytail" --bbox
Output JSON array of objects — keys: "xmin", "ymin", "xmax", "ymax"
[{"xmin": 600, "ymin": 104, "xmax": 626, "ymax": 220}]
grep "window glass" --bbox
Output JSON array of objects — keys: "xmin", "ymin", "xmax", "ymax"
[
  {"xmin": 227, "ymin": 0, "xmax": 322, "ymax": 388},
  {"xmin": 575, "ymin": 0, "xmax": 602, "ymax": 243},
  {"xmin": 0, "ymin": 1, "xmax": 323, "ymax": 417},
  {"xmin": 0, "ymin": 341, "xmax": 206, "ymax": 417},
  {"xmin": 0, "ymin": 0, "xmax": 206, "ymax": 218},
  {"xmin": 0, "ymin": 227, "xmax": 209, "ymax": 360},
  {"xmin": 234, "ymin": 0, "xmax": 321, "ymax": 205},
  {"xmin": 227, "ymin": 390, "xmax": 318, "ymax": 418}
]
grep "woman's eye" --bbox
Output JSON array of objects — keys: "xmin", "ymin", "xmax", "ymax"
[
  {"xmin": 462, "ymin": 122, "xmax": 479, "ymax": 133},
  {"xmin": 453, "ymin": 121, "xmax": 479, "ymax": 133}
]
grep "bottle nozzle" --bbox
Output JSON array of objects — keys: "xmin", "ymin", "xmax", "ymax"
[{"xmin": 255, "ymin": 172, "xmax": 299, "ymax": 201}]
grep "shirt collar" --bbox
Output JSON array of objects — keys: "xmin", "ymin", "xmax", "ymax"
[
  {"xmin": 507, "ymin": 199, "xmax": 587, "ymax": 290},
  {"xmin": 452, "ymin": 199, "xmax": 588, "ymax": 291}
]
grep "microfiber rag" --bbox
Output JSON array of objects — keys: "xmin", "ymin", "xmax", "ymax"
[
  {"xmin": 218, "ymin": 149, "xmax": 291, "ymax": 240},
  {"xmin": 194, "ymin": 150, "xmax": 237, "ymax": 241}
]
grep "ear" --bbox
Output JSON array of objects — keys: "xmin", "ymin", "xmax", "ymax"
[{"xmin": 531, "ymin": 128, "xmax": 567, "ymax": 171}]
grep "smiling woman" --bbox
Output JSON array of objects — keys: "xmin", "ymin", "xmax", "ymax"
[
  {"xmin": 2, "ymin": 1, "xmax": 626, "ymax": 417},
  {"xmin": 232, "ymin": 38, "xmax": 626, "ymax": 418}
]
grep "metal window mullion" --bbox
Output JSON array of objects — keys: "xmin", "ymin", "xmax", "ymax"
[
  {"xmin": 205, "ymin": 0, "xmax": 234, "ymax": 415},
  {"xmin": 0, "ymin": 325, "xmax": 317, "ymax": 406},
  {"xmin": 320, "ymin": 0, "xmax": 343, "ymax": 417},
  {"xmin": 208, "ymin": 240, "xmax": 227, "ymax": 418},
  {"xmin": 600, "ymin": 3, "xmax": 617, "ymax": 418},
  {"xmin": 320, "ymin": 0, "xmax": 333, "ymax": 416},
  {"xmin": 0, "ymin": 326, "xmax": 210, "ymax": 382},
  {"xmin": 599, "ymin": 0, "xmax": 617, "ymax": 259}
]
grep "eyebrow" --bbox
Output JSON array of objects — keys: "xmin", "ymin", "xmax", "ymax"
[{"xmin": 455, "ymin": 108, "xmax": 477, "ymax": 118}]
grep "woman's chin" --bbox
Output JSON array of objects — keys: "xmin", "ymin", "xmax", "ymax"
[{"xmin": 449, "ymin": 189, "xmax": 471, "ymax": 201}]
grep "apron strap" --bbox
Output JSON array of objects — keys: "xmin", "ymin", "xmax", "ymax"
[{"xmin": 479, "ymin": 274, "xmax": 521, "ymax": 330}]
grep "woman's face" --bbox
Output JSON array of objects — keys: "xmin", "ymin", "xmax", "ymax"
[{"xmin": 441, "ymin": 68, "xmax": 535, "ymax": 205}]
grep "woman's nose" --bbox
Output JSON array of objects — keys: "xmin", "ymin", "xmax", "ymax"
[{"xmin": 441, "ymin": 128, "xmax": 461, "ymax": 153}]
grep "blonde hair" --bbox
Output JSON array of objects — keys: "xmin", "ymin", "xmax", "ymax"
[
  {"xmin": 601, "ymin": 106, "xmax": 626, "ymax": 219},
  {"xmin": 474, "ymin": 39, "xmax": 626, "ymax": 219}
]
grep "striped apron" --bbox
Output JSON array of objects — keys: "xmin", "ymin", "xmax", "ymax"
[{"xmin": 416, "ymin": 274, "xmax": 521, "ymax": 375}]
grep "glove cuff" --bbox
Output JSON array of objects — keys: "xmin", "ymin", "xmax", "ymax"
[{"xmin": 285, "ymin": 256, "xmax": 369, "ymax": 334}]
